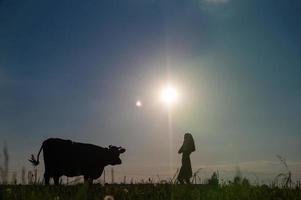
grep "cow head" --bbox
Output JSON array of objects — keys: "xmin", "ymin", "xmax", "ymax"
[{"xmin": 107, "ymin": 145, "xmax": 126, "ymax": 165}]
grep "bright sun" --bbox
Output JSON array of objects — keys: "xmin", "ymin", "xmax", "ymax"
[{"xmin": 160, "ymin": 85, "xmax": 178, "ymax": 105}]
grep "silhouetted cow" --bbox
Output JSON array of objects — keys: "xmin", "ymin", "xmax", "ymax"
[{"xmin": 29, "ymin": 138, "xmax": 126, "ymax": 185}]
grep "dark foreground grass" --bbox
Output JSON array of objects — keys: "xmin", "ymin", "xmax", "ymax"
[{"xmin": 1, "ymin": 184, "xmax": 301, "ymax": 200}]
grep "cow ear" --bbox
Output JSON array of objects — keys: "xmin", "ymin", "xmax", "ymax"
[{"xmin": 119, "ymin": 148, "xmax": 126, "ymax": 154}]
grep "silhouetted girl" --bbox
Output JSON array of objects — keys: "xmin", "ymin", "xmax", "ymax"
[{"xmin": 177, "ymin": 133, "xmax": 195, "ymax": 184}]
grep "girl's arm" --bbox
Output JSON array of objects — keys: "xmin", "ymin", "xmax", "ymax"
[{"xmin": 178, "ymin": 145, "xmax": 183, "ymax": 154}]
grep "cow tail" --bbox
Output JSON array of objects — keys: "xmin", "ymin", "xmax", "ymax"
[{"xmin": 28, "ymin": 142, "xmax": 44, "ymax": 166}]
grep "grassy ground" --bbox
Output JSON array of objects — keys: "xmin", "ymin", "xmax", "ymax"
[{"xmin": 1, "ymin": 184, "xmax": 301, "ymax": 200}]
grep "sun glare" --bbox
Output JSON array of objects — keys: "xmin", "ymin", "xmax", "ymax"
[{"xmin": 160, "ymin": 85, "xmax": 178, "ymax": 105}]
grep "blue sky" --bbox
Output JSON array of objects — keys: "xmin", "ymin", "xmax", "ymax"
[{"xmin": 0, "ymin": 0, "xmax": 300, "ymax": 182}]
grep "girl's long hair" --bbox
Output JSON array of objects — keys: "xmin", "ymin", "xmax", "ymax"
[{"xmin": 179, "ymin": 133, "xmax": 195, "ymax": 153}]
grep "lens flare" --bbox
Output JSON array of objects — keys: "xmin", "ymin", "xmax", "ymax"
[{"xmin": 136, "ymin": 100, "xmax": 142, "ymax": 107}]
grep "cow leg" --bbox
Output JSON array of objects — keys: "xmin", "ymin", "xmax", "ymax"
[
  {"xmin": 44, "ymin": 173, "xmax": 50, "ymax": 185},
  {"xmin": 53, "ymin": 176, "xmax": 60, "ymax": 185},
  {"xmin": 84, "ymin": 176, "xmax": 93, "ymax": 185}
]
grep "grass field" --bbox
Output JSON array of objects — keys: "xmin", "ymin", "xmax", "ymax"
[
  {"xmin": 1, "ymin": 147, "xmax": 300, "ymax": 199},
  {"xmin": 1, "ymin": 183, "xmax": 301, "ymax": 200}
]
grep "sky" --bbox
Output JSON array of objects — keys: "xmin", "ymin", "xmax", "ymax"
[{"xmin": 0, "ymin": 0, "xmax": 301, "ymax": 183}]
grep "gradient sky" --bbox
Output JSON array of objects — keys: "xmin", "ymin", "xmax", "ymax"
[{"xmin": 0, "ymin": 0, "xmax": 300, "ymax": 182}]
